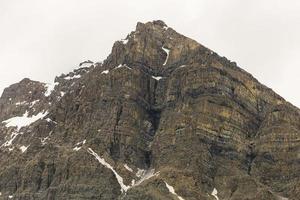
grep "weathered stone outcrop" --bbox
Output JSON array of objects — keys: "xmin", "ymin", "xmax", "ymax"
[{"xmin": 0, "ymin": 20, "xmax": 299, "ymax": 200}]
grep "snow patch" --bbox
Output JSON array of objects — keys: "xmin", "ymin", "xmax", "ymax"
[
  {"xmin": 45, "ymin": 118, "xmax": 56, "ymax": 124},
  {"xmin": 115, "ymin": 64, "xmax": 132, "ymax": 70},
  {"xmin": 73, "ymin": 146, "xmax": 81, "ymax": 151},
  {"xmin": 45, "ymin": 82, "xmax": 59, "ymax": 97},
  {"xmin": 211, "ymin": 188, "xmax": 219, "ymax": 200},
  {"xmin": 9, "ymin": 195, "xmax": 13, "ymax": 199},
  {"xmin": 121, "ymin": 39, "xmax": 128, "ymax": 44},
  {"xmin": 179, "ymin": 65, "xmax": 186, "ymax": 68},
  {"xmin": 41, "ymin": 131, "xmax": 52, "ymax": 146},
  {"xmin": 30, "ymin": 100, "xmax": 39, "ymax": 107},
  {"xmin": 1, "ymin": 111, "xmax": 47, "ymax": 147},
  {"xmin": 41, "ymin": 136, "xmax": 49, "ymax": 145},
  {"xmin": 79, "ymin": 62, "xmax": 94, "ymax": 68},
  {"xmin": 15, "ymin": 101, "xmax": 27, "ymax": 106},
  {"xmin": 1, "ymin": 132, "xmax": 20, "ymax": 147},
  {"xmin": 75, "ymin": 140, "xmax": 86, "ymax": 146},
  {"xmin": 124, "ymin": 164, "xmax": 133, "ymax": 172},
  {"xmin": 152, "ymin": 76, "xmax": 163, "ymax": 81},
  {"xmin": 64, "ymin": 74, "xmax": 81, "ymax": 80},
  {"xmin": 8, "ymin": 147, "xmax": 14, "ymax": 151},
  {"xmin": 101, "ymin": 70, "xmax": 109, "ymax": 74},
  {"xmin": 134, "ymin": 169, "xmax": 159, "ymax": 186},
  {"xmin": 162, "ymin": 46, "xmax": 170, "ymax": 66},
  {"xmin": 2, "ymin": 111, "xmax": 48, "ymax": 131},
  {"xmin": 165, "ymin": 181, "xmax": 185, "ymax": 200},
  {"xmin": 136, "ymin": 168, "xmax": 145, "ymax": 177},
  {"xmin": 116, "ymin": 64, "xmax": 123, "ymax": 69},
  {"xmin": 73, "ymin": 139, "xmax": 86, "ymax": 151},
  {"xmin": 20, "ymin": 145, "xmax": 30, "ymax": 153}
]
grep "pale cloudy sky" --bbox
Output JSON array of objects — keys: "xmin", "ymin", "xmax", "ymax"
[{"xmin": 0, "ymin": 0, "xmax": 299, "ymax": 107}]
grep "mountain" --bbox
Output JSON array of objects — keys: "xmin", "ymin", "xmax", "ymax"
[{"xmin": 0, "ymin": 20, "xmax": 299, "ymax": 200}]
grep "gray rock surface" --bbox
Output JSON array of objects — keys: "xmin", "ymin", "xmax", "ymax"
[{"xmin": 0, "ymin": 20, "xmax": 299, "ymax": 200}]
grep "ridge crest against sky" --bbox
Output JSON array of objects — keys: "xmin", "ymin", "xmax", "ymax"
[{"xmin": 0, "ymin": 0, "xmax": 299, "ymax": 107}]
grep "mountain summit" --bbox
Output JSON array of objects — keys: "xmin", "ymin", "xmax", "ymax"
[{"xmin": 0, "ymin": 20, "xmax": 299, "ymax": 200}]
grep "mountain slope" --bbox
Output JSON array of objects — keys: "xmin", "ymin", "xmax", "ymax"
[{"xmin": 0, "ymin": 20, "xmax": 299, "ymax": 200}]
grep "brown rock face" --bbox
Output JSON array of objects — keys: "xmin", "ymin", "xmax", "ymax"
[{"xmin": 0, "ymin": 20, "xmax": 299, "ymax": 200}]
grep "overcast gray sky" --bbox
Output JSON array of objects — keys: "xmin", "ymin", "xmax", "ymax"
[{"xmin": 1, "ymin": 0, "xmax": 300, "ymax": 107}]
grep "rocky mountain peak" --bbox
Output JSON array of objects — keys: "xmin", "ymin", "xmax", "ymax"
[
  {"xmin": 0, "ymin": 78, "xmax": 45, "ymax": 107},
  {"xmin": 0, "ymin": 20, "xmax": 299, "ymax": 200},
  {"xmin": 104, "ymin": 20, "xmax": 203, "ymax": 74}
]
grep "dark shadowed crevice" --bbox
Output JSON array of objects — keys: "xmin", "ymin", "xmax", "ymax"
[
  {"xmin": 148, "ymin": 108, "xmax": 161, "ymax": 132},
  {"xmin": 115, "ymin": 104, "xmax": 123, "ymax": 127},
  {"xmin": 141, "ymin": 108, "xmax": 161, "ymax": 169},
  {"xmin": 144, "ymin": 151, "xmax": 152, "ymax": 168},
  {"xmin": 136, "ymin": 74, "xmax": 163, "ymax": 168},
  {"xmin": 110, "ymin": 104, "xmax": 123, "ymax": 160},
  {"xmin": 246, "ymin": 143, "xmax": 256, "ymax": 175}
]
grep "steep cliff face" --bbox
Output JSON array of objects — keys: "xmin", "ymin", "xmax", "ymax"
[{"xmin": 0, "ymin": 20, "xmax": 299, "ymax": 200}]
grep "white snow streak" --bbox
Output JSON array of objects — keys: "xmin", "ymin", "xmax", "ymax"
[
  {"xmin": 165, "ymin": 181, "xmax": 185, "ymax": 200},
  {"xmin": 1, "ymin": 111, "xmax": 48, "ymax": 147},
  {"xmin": 19, "ymin": 145, "xmax": 30, "ymax": 153},
  {"xmin": 45, "ymin": 82, "xmax": 59, "ymax": 97},
  {"xmin": 88, "ymin": 148, "xmax": 159, "ymax": 193},
  {"xmin": 41, "ymin": 131, "xmax": 52, "ymax": 145},
  {"xmin": 73, "ymin": 146, "xmax": 81, "ymax": 151},
  {"xmin": 75, "ymin": 140, "xmax": 86, "ymax": 146},
  {"xmin": 134, "ymin": 169, "xmax": 159, "ymax": 186},
  {"xmin": 162, "ymin": 46, "xmax": 170, "ymax": 65},
  {"xmin": 124, "ymin": 164, "xmax": 133, "ymax": 172},
  {"xmin": 60, "ymin": 91, "xmax": 65, "ymax": 97},
  {"xmin": 15, "ymin": 101, "xmax": 27, "ymax": 106},
  {"xmin": 101, "ymin": 70, "xmax": 109, "ymax": 74},
  {"xmin": 88, "ymin": 148, "xmax": 130, "ymax": 192},
  {"xmin": 115, "ymin": 64, "xmax": 132, "ymax": 70},
  {"xmin": 30, "ymin": 100, "xmax": 39, "ymax": 107},
  {"xmin": 1, "ymin": 131, "xmax": 20, "ymax": 147},
  {"xmin": 121, "ymin": 39, "xmax": 128, "ymax": 44},
  {"xmin": 73, "ymin": 140, "xmax": 86, "ymax": 151},
  {"xmin": 80, "ymin": 62, "xmax": 94, "ymax": 68},
  {"xmin": 151, "ymin": 76, "xmax": 163, "ymax": 81},
  {"xmin": 211, "ymin": 188, "xmax": 219, "ymax": 200},
  {"xmin": 64, "ymin": 74, "xmax": 81, "ymax": 80},
  {"xmin": 136, "ymin": 168, "xmax": 145, "ymax": 177},
  {"xmin": 2, "ymin": 111, "xmax": 48, "ymax": 131},
  {"xmin": 41, "ymin": 136, "xmax": 49, "ymax": 145}
]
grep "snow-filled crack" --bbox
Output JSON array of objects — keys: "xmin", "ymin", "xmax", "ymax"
[
  {"xmin": 165, "ymin": 181, "xmax": 185, "ymax": 200},
  {"xmin": 87, "ymin": 148, "xmax": 159, "ymax": 193},
  {"xmin": 211, "ymin": 188, "xmax": 219, "ymax": 200},
  {"xmin": 162, "ymin": 46, "xmax": 170, "ymax": 66}
]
